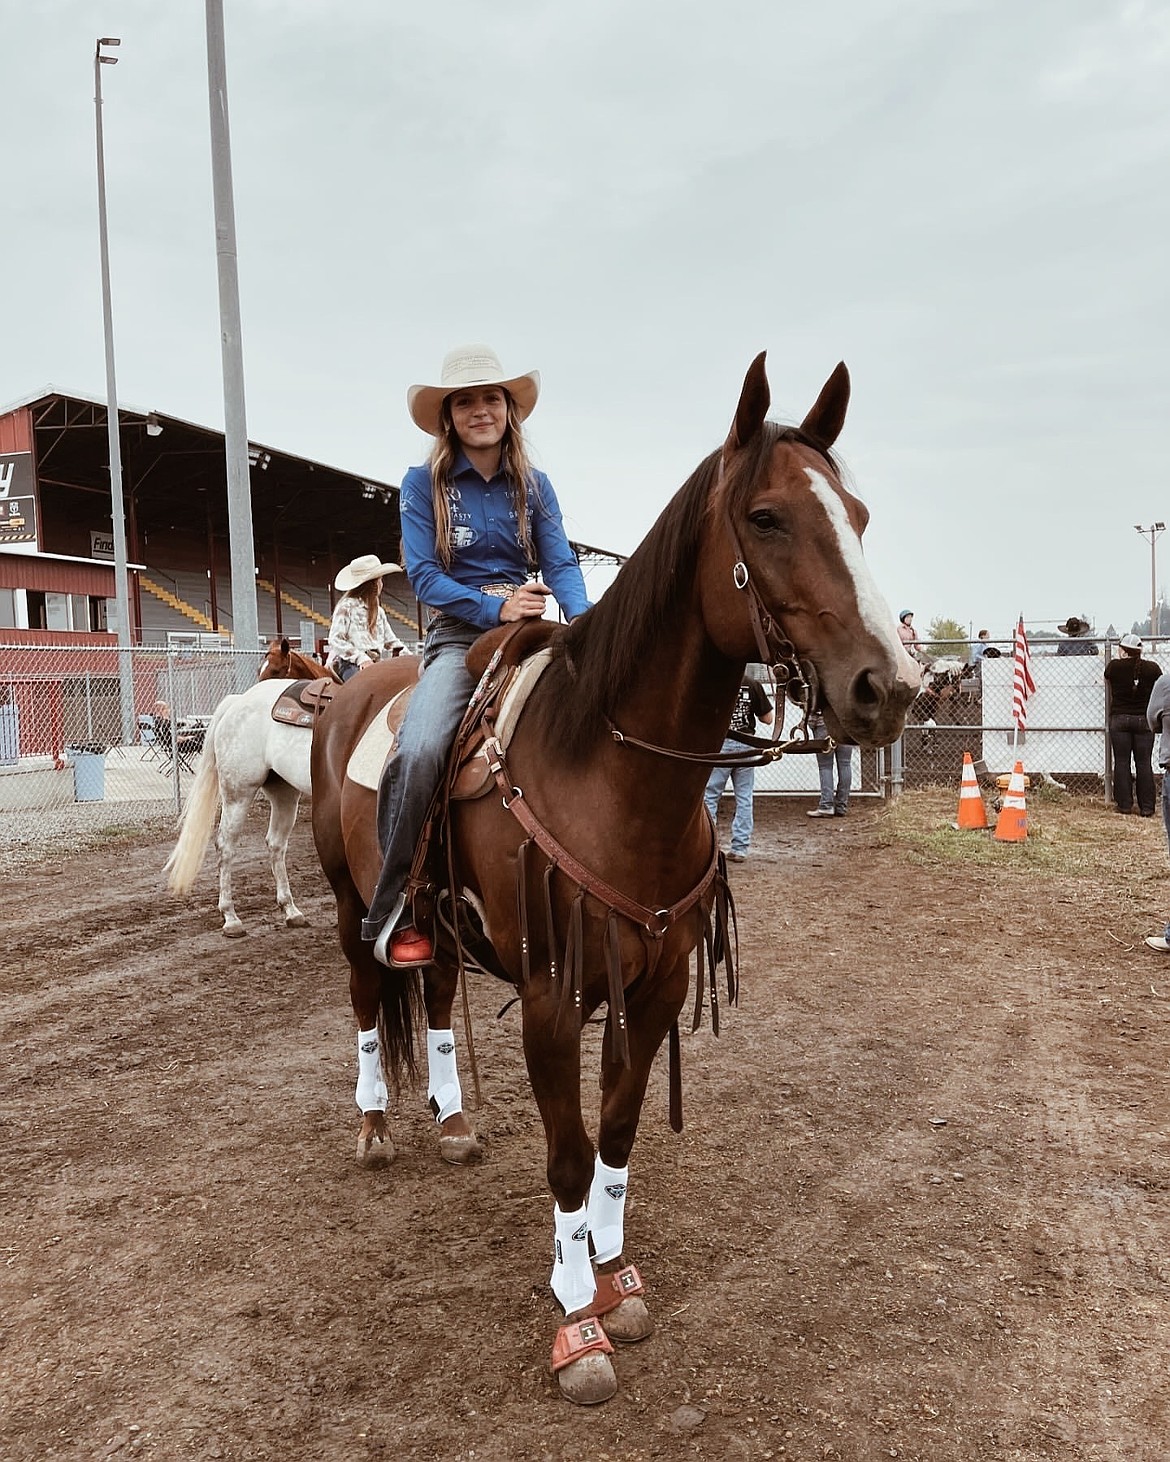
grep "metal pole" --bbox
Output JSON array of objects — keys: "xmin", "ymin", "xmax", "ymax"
[
  {"xmin": 1136, "ymin": 524, "xmax": 1165, "ymax": 640},
  {"xmin": 205, "ymin": 0, "xmax": 259, "ymax": 688},
  {"xmin": 94, "ymin": 38, "xmax": 135, "ymax": 745}
]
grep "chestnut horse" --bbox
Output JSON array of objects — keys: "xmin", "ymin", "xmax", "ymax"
[
  {"xmin": 311, "ymin": 355, "xmax": 919, "ymax": 1404},
  {"xmin": 258, "ymin": 637, "xmax": 339, "ymax": 684}
]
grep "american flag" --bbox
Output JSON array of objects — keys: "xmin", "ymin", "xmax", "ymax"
[{"xmin": 1012, "ymin": 615, "xmax": 1036, "ymax": 731}]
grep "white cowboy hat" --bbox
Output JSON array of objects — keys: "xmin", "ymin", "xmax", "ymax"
[
  {"xmin": 335, "ymin": 554, "xmax": 402, "ymax": 592},
  {"xmin": 407, "ymin": 343, "xmax": 540, "ymax": 436}
]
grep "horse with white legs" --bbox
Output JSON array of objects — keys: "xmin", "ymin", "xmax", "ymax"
[
  {"xmin": 311, "ymin": 355, "xmax": 919, "ymax": 1404},
  {"xmin": 164, "ymin": 679, "xmax": 318, "ymax": 936}
]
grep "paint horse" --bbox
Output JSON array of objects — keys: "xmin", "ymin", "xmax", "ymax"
[
  {"xmin": 310, "ymin": 355, "xmax": 919, "ymax": 1404},
  {"xmin": 164, "ymin": 643, "xmax": 335, "ymax": 935}
]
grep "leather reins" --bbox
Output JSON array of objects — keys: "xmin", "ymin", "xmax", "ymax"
[{"xmin": 604, "ymin": 495, "xmax": 835, "ymax": 768}]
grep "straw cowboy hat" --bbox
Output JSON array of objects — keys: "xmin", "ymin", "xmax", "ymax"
[
  {"xmin": 335, "ymin": 554, "xmax": 402, "ymax": 592},
  {"xmin": 407, "ymin": 343, "xmax": 540, "ymax": 436},
  {"xmin": 1058, "ymin": 615, "xmax": 1091, "ymax": 636}
]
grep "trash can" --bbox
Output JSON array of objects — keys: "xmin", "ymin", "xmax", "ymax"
[{"xmin": 67, "ymin": 742, "xmax": 107, "ymax": 802}]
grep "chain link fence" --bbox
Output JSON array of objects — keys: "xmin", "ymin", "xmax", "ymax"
[
  {"xmin": 0, "ymin": 636, "xmax": 1161, "ymax": 860},
  {"xmin": 0, "ymin": 643, "xmax": 265, "ymax": 858},
  {"xmin": 901, "ymin": 635, "xmax": 1169, "ymax": 793}
]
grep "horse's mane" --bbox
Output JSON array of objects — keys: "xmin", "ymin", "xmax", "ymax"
[{"xmin": 536, "ymin": 422, "xmax": 836, "ymax": 759}]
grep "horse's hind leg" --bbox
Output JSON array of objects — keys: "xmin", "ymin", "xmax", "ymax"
[
  {"xmin": 214, "ymin": 791, "xmax": 252, "ymax": 937},
  {"xmin": 262, "ymin": 782, "xmax": 307, "ymax": 927},
  {"xmin": 423, "ymin": 958, "xmax": 484, "ymax": 1165}
]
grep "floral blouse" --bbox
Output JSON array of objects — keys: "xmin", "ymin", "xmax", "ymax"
[{"xmin": 326, "ymin": 597, "xmax": 405, "ymax": 668}]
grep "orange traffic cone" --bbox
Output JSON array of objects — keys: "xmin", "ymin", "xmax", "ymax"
[
  {"xmin": 956, "ymin": 752, "xmax": 988, "ymax": 830},
  {"xmin": 994, "ymin": 760, "xmax": 1028, "ymax": 843}
]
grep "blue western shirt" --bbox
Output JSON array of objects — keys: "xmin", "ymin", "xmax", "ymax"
[{"xmin": 399, "ymin": 453, "xmax": 592, "ymax": 630}]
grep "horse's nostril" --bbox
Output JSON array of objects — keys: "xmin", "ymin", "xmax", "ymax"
[{"xmin": 850, "ymin": 667, "xmax": 882, "ymax": 710}]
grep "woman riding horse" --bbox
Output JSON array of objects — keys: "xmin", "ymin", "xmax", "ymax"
[
  {"xmin": 362, "ymin": 343, "xmax": 591, "ymax": 969},
  {"xmin": 312, "ymin": 354, "xmax": 919, "ymax": 1404}
]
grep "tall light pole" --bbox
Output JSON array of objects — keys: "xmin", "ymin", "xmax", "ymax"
[
  {"xmin": 205, "ymin": 0, "xmax": 260, "ymax": 683},
  {"xmin": 94, "ymin": 36, "xmax": 135, "ymax": 744},
  {"xmin": 1135, "ymin": 522, "xmax": 1165, "ymax": 640}
]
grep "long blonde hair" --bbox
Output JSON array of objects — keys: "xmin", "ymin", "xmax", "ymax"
[{"xmin": 429, "ymin": 394, "xmax": 536, "ymax": 569}]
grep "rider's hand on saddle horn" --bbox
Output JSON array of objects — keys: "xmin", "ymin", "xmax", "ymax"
[{"xmin": 500, "ymin": 582, "xmax": 552, "ymax": 622}]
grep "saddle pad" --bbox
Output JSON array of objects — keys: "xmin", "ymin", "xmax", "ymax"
[
  {"xmin": 343, "ymin": 646, "xmax": 556, "ymax": 794},
  {"xmin": 270, "ymin": 678, "xmax": 335, "ymax": 728},
  {"xmin": 345, "ymin": 686, "xmax": 414, "ymax": 790}
]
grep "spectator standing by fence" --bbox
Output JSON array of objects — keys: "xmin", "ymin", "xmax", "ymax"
[
  {"xmin": 1105, "ymin": 633, "xmax": 1160, "ymax": 816},
  {"xmin": 1056, "ymin": 615, "xmax": 1098, "ymax": 656},
  {"xmin": 704, "ymin": 675, "xmax": 774, "ymax": 862},
  {"xmin": 1143, "ymin": 662, "xmax": 1170, "ymax": 951},
  {"xmin": 806, "ymin": 711, "xmax": 854, "ymax": 819}
]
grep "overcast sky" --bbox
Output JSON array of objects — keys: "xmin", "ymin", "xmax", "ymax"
[{"xmin": 4, "ymin": 0, "xmax": 1169, "ymax": 641}]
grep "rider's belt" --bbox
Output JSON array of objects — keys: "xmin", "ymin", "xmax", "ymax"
[{"xmin": 479, "ymin": 583, "xmax": 518, "ymax": 599}]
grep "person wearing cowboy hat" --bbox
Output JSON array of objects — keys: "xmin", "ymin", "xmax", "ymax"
[
  {"xmin": 1055, "ymin": 614, "xmax": 1098, "ymax": 656},
  {"xmin": 362, "ymin": 343, "xmax": 591, "ymax": 969},
  {"xmin": 1104, "ymin": 632, "xmax": 1161, "ymax": 816},
  {"xmin": 326, "ymin": 554, "xmax": 406, "ymax": 681}
]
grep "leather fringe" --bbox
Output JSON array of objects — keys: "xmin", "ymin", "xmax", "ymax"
[
  {"xmin": 605, "ymin": 911, "xmax": 631, "ymax": 1068},
  {"xmin": 557, "ymin": 889, "xmax": 586, "ymax": 1037},
  {"xmin": 668, "ymin": 1021, "xmax": 683, "ymax": 1133},
  {"xmin": 516, "ymin": 838, "xmax": 532, "ymax": 984}
]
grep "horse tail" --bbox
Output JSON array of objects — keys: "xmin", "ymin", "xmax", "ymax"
[
  {"xmin": 378, "ymin": 970, "xmax": 425, "ymax": 1093},
  {"xmin": 163, "ymin": 702, "xmax": 226, "ymax": 895}
]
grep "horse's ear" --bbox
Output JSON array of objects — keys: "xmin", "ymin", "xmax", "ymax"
[
  {"xmin": 800, "ymin": 362, "xmax": 850, "ymax": 449},
  {"xmin": 280, "ymin": 637, "xmax": 291, "ymax": 655},
  {"xmin": 725, "ymin": 351, "xmax": 770, "ymax": 455}
]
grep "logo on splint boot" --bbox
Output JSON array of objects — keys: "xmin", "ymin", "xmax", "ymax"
[
  {"xmin": 604, "ymin": 1183, "xmax": 626, "ymax": 1200},
  {"xmin": 438, "ymin": 1041, "xmax": 454, "ymax": 1054},
  {"xmin": 360, "ymin": 1040, "xmax": 378, "ymax": 1054},
  {"xmin": 572, "ymin": 1222, "xmax": 588, "ymax": 1242}
]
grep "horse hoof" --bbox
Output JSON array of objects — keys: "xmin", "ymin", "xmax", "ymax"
[
  {"xmin": 556, "ymin": 1352, "xmax": 618, "ymax": 1406},
  {"xmin": 222, "ymin": 923, "xmax": 246, "ymax": 939},
  {"xmin": 284, "ymin": 912, "xmax": 308, "ymax": 928},
  {"xmin": 356, "ymin": 1130, "xmax": 393, "ymax": 1168},
  {"xmin": 603, "ymin": 1296, "xmax": 653, "ymax": 1343},
  {"xmin": 438, "ymin": 1132, "xmax": 485, "ymax": 1165}
]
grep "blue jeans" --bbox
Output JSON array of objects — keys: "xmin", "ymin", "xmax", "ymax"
[
  {"xmin": 704, "ymin": 740, "xmax": 756, "ymax": 855},
  {"xmin": 1109, "ymin": 714, "xmax": 1155, "ymax": 814},
  {"xmin": 815, "ymin": 744, "xmax": 853, "ymax": 813},
  {"xmin": 361, "ymin": 618, "xmax": 480, "ymax": 940}
]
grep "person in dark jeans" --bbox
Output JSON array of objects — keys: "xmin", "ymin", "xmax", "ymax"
[{"xmin": 1104, "ymin": 633, "xmax": 1161, "ymax": 815}]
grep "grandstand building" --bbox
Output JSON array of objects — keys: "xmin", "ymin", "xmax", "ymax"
[{"xmin": 0, "ymin": 388, "xmax": 622, "ymax": 652}]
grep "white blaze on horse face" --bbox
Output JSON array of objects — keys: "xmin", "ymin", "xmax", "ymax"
[{"xmin": 804, "ymin": 468, "xmax": 921, "ymax": 686}]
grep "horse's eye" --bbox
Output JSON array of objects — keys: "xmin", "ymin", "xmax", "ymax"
[{"xmin": 748, "ymin": 509, "xmax": 785, "ymax": 535}]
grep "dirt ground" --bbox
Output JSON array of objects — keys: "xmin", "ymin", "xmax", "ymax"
[{"xmin": 3, "ymin": 795, "xmax": 1170, "ymax": 1461}]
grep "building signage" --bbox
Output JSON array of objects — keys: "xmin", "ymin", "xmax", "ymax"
[
  {"xmin": 90, "ymin": 531, "xmax": 115, "ymax": 561},
  {"xmin": 0, "ymin": 451, "xmax": 37, "ymax": 546}
]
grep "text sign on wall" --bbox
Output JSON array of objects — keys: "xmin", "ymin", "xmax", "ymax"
[
  {"xmin": 90, "ymin": 531, "xmax": 115, "ymax": 560},
  {"xmin": 0, "ymin": 452, "xmax": 37, "ymax": 545}
]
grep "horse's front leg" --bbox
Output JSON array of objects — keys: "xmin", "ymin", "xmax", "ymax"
[
  {"xmin": 521, "ymin": 978, "xmax": 616, "ymax": 1405},
  {"xmin": 263, "ymin": 783, "xmax": 308, "ymax": 927},
  {"xmin": 587, "ymin": 952, "xmax": 691, "ymax": 1347},
  {"xmin": 422, "ymin": 958, "xmax": 484, "ymax": 1165}
]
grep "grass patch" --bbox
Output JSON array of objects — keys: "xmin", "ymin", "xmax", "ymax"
[{"xmin": 876, "ymin": 784, "xmax": 1166, "ymax": 891}]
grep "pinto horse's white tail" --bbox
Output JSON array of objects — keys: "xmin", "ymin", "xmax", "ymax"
[{"xmin": 163, "ymin": 699, "xmax": 228, "ymax": 896}]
